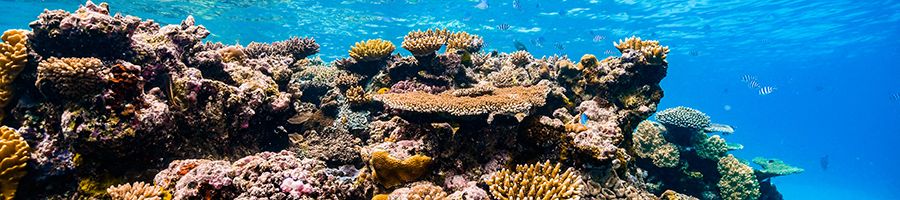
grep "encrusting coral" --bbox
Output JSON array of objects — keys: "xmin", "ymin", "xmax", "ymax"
[
  {"xmin": 349, "ymin": 39, "xmax": 396, "ymax": 62},
  {"xmin": 106, "ymin": 182, "xmax": 169, "ymax": 200},
  {"xmin": 717, "ymin": 154, "xmax": 761, "ymax": 200},
  {"xmin": 485, "ymin": 160, "xmax": 584, "ymax": 200},
  {"xmin": 0, "ymin": 126, "xmax": 29, "ymax": 200},
  {"xmin": 368, "ymin": 150, "xmax": 433, "ymax": 188},
  {"xmin": 0, "ymin": 30, "xmax": 28, "ymax": 121}
]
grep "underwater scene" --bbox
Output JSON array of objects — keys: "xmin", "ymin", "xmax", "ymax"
[{"xmin": 0, "ymin": 0, "xmax": 898, "ymax": 199}]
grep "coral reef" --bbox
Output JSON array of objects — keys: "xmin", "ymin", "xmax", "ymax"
[
  {"xmin": 485, "ymin": 161, "xmax": 584, "ymax": 200},
  {"xmin": 0, "ymin": 127, "xmax": 29, "ymax": 200},
  {"xmin": 0, "ymin": 2, "xmax": 792, "ymax": 200}
]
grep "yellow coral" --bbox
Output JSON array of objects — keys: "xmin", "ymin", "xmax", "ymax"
[
  {"xmin": 36, "ymin": 57, "xmax": 106, "ymax": 99},
  {"xmin": 446, "ymin": 31, "xmax": 483, "ymax": 53},
  {"xmin": 575, "ymin": 54, "xmax": 598, "ymax": 71},
  {"xmin": 368, "ymin": 150, "xmax": 432, "ymax": 188},
  {"xmin": 613, "ymin": 36, "xmax": 669, "ymax": 65},
  {"xmin": 349, "ymin": 39, "xmax": 395, "ymax": 61},
  {"xmin": 374, "ymin": 85, "xmax": 548, "ymax": 118},
  {"xmin": 107, "ymin": 182, "xmax": 169, "ymax": 200},
  {"xmin": 486, "ymin": 160, "xmax": 584, "ymax": 200},
  {"xmin": 401, "ymin": 28, "xmax": 449, "ymax": 56},
  {"xmin": 717, "ymin": 154, "xmax": 760, "ymax": 200},
  {"xmin": 345, "ymin": 85, "xmax": 371, "ymax": 104},
  {"xmin": 0, "ymin": 30, "xmax": 29, "ymax": 121},
  {"xmin": 0, "ymin": 126, "xmax": 28, "ymax": 200}
]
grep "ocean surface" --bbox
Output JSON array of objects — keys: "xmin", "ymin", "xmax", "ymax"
[{"xmin": 3, "ymin": 0, "xmax": 898, "ymax": 199}]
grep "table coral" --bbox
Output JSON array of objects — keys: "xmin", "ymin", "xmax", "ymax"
[
  {"xmin": 0, "ymin": 126, "xmax": 29, "ymax": 200},
  {"xmin": 655, "ymin": 106, "xmax": 711, "ymax": 131},
  {"xmin": 717, "ymin": 155, "xmax": 761, "ymax": 200},
  {"xmin": 752, "ymin": 157, "xmax": 804, "ymax": 179},
  {"xmin": 374, "ymin": 84, "xmax": 549, "ymax": 122},
  {"xmin": 0, "ymin": 29, "xmax": 28, "ymax": 121},
  {"xmin": 349, "ymin": 39, "xmax": 396, "ymax": 62},
  {"xmin": 485, "ymin": 160, "xmax": 584, "ymax": 200}
]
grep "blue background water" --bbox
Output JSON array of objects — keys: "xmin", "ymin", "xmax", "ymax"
[{"xmin": 3, "ymin": 0, "xmax": 899, "ymax": 199}]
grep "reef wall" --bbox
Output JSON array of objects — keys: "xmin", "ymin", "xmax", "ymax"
[{"xmin": 0, "ymin": 1, "xmax": 799, "ymax": 200}]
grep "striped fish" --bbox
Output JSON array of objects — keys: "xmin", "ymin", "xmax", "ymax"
[
  {"xmin": 741, "ymin": 75, "xmax": 760, "ymax": 88},
  {"xmin": 892, "ymin": 93, "xmax": 900, "ymax": 103},
  {"xmin": 759, "ymin": 86, "xmax": 776, "ymax": 95},
  {"xmin": 497, "ymin": 23, "xmax": 511, "ymax": 31},
  {"xmin": 704, "ymin": 123, "xmax": 735, "ymax": 135}
]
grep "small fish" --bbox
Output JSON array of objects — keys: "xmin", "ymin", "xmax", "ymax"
[
  {"xmin": 891, "ymin": 93, "xmax": 900, "ymax": 102},
  {"xmin": 512, "ymin": 0, "xmax": 521, "ymax": 9},
  {"xmin": 553, "ymin": 42, "xmax": 565, "ymax": 50},
  {"xmin": 475, "ymin": 0, "xmax": 489, "ymax": 10},
  {"xmin": 688, "ymin": 50, "xmax": 700, "ymax": 56},
  {"xmin": 603, "ymin": 49, "xmax": 615, "ymax": 55},
  {"xmin": 530, "ymin": 37, "xmax": 545, "ymax": 48},
  {"xmin": 579, "ymin": 113, "xmax": 588, "ymax": 125},
  {"xmin": 513, "ymin": 40, "xmax": 528, "ymax": 51},
  {"xmin": 592, "ymin": 34, "xmax": 605, "ymax": 42},
  {"xmin": 820, "ymin": 155, "xmax": 829, "ymax": 171},
  {"xmin": 497, "ymin": 23, "xmax": 511, "ymax": 31},
  {"xmin": 758, "ymin": 86, "xmax": 776, "ymax": 95},
  {"xmin": 741, "ymin": 75, "xmax": 760, "ymax": 88}
]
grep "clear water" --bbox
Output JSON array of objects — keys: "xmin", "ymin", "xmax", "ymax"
[{"xmin": 4, "ymin": 0, "xmax": 899, "ymax": 199}]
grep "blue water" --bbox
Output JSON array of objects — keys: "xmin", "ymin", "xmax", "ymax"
[{"xmin": 4, "ymin": 0, "xmax": 899, "ymax": 199}]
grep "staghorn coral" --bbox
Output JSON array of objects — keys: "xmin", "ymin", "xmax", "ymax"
[
  {"xmin": 717, "ymin": 155, "xmax": 761, "ymax": 200},
  {"xmin": 36, "ymin": 57, "xmax": 107, "ymax": 100},
  {"xmin": 368, "ymin": 150, "xmax": 432, "ymax": 188},
  {"xmin": 751, "ymin": 157, "xmax": 804, "ymax": 180},
  {"xmin": 107, "ymin": 182, "xmax": 169, "ymax": 200},
  {"xmin": 0, "ymin": 127, "xmax": 29, "ymax": 200},
  {"xmin": 655, "ymin": 106, "xmax": 711, "ymax": 131},
  {"xmin": 401, "ymin": 29, "xmax": 449, "ymax": 56},
  {"xmin": 613, "ymin": 36, "xmax": 670, "ymax": 65},
  {"xmin": 485, "ymin": 160, "xmax": 584, "ymax": 200},
  {"xmin": 695, "ymin": 135, "xmax": 729, "ymax": 160},
  {"xmin": 0, "ymin": 30, "xmax": 28, "ymax": 121},
  {"xmin": 632, "ymin": 120, "xmax": 680, "ymax": 168},
  {"xmin": 374, "ymin": 84, "xmax": 549, "ymax": 122},
  {"xmin": 349, "ymin": 39, "xmax": 396, "ymax": 62},
  {"xmin": 446, "ymin": 31, "xmax": 483, "ymax": 53}
]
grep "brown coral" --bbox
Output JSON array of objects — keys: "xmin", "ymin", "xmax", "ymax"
[
  {"xmin": 345, "ymin": 85, "xmax": 371, "ymax": 105},
  {"xmin": 632, "ymin": 121, "xmax": 680, "ymax": 168},
  {"xmin": 402, "ymin": 29, "xmax": 449, "ymax": 56},
  {"xmin": 507, "ymin": 50, "xmax": 533, "ymax": 67},
  {"xmin": 368, "ymin": 150, "xmax": 432, "ymax": 188},
  {"xmin": 0, "ymin": 126, "xmax": 29, "ymax": 200},
  {"xmin": 613, "ymin": 36, "xmax": 670, "ymax": 65},
  {"xmin": 446, "ymin": 31, "xmax": 483, "ymax": 53},
  {"xmin": 717, "ymin": 154, "xmax": 761, "ymax": 200},
  {"xmin": 0, "ymin": 30, "xmax": 28, "ymax": 120},
  {"xmin": 486, "ymin": 160, "xmax": 584, "ymax": 200},
  {"xmin": 349, "ymin": 39, "xmax": 396, "ymax": 61},
  {"xmin": 374, "ymin": 85, "xmax": 549, "ymax": 121},
  {"xmin": 36, "ymin": 57, "xmax": 107, "ymax": 100},
  {"xmin": 107, "ymin": 182, "xmax": 169, "ymax": 200},
  {"xmin": 386, "ymin": 182, "xmax": 448, "ymax": 200}
]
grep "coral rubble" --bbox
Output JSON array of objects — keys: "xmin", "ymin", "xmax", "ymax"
[{"xmin": 0, "ymin": 1, "xmax": 798, "ymax": 200}]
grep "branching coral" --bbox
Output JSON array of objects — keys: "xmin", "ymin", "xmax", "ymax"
[
  {"xmin": 446, "ymin": 31, "xmax": 483, "ymax": 53},
  {"xmin": 368, "ymin": 150, "xmax": 432, "ymax": 188},
  {"xmin": 401, "ymin": 29, "xmax": 449, "ymax": 56},
  {"xmin": 107, "ymin": 182, "xmax": 169, "ymax": 200},
  {"xmin": 632, "ymin": 121, "xmax": 680, "ymax": 168},
  {"xmin": 36, "ymin": 57, "xmax": 107, "ymax": 99},
  {"xmin": 374, "ymin": 85, "xmax": 549, "ymax": 121},
  {"xmin": 717, "ymin": 155, "xmax": 761, "ymax": 200},
  {"xmin": 655, "ymin": 106, "xmax": 711, "ymax": 131},
  {"xmin": 752, "ymin": 157, "xmax": 804, "ymax": 180},
  {"xmin": 613, "ymin": 36, "xmax": 670, "ymax": 65},
  {"xmin": 349, "ymin": 39, "xmax": 396, "ymax": 61},
  {"xmin": 0, "ymin": 30, "xmax": 28, "ymax": 120},
  {"xmin": 507, "ymin": 50, "xmax": 533, "ymax": 67},
  {"xmin": 485, "ymin": 160, "xmax": 584, "ymax": 200},
  {"xmin": 244, "ymin": 36, "xmax": 319, "ymax": 59},
  {"xmin": 0, "ymin": 126, "xmax": 29, "ymax": 200}
]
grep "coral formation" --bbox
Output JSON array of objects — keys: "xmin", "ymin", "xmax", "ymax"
[
  {"xmin": 752, "ymin": 157, "xmax": 804, "ymax": 180},
  {"xmin": 36, "ymin": 57, "xmax": 107, "ymax": 99},
  {"xmin": 718, "ymin": 155, "xmax": 761, "ymax": 200},
  {"xmin": 655, "ymin": 106, "xmax": 711, "ymax": 131},
  {"xmin": 614, "ymin": 36, "xmax": 670, "ymax": 65},
  {"xmin": 0, "ymin": 30, "xmax": 28, "ymax": 120},
  {"xmin": 375, "ymin": 84, "xmax": 549, "ymax": 122},
  {"xmin": 0, "ymin": 127, "xmax": 29, "ymax": 200},
  {"xmin": 401, "ymin": 29, "xmax": 449, "ymax": 56},
  {"xmin": 486, "ymin": 160, "xmax": 584, "ymax": 200},
  {"xmin": 446, "ymin": 31, "xmax": 483, "ymax": 53},
  {"xmin": 368, "ymin": 150, "xmax": 433, "ymax": 188},
  {"xmin": 632, "ymin": 121, "xmax": 680, "ymax": 168},
  {"xmin": 349, "ymin": 39, "xmax": 396, "ymax": 61},
  {"xmin": 107, "ymin": 182, "xmax": 169, "ymax": 200}
]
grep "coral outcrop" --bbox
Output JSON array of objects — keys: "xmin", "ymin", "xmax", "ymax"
[
  {"xmin": 485, "ymin": 160, "xmax": 584, "ymax": 200},
  {"xmin": 349, "ymin": 39, "xmax": 396, "ymax": 62},
  {"xmin": 0, "ymin": 126, "xmax": 29, "ymax": 200},
  {"xmin": 718, "ymin": 155, "xmax": 761, "ymax": 200},
  {"xmin": 401, "ymin": 29, "xmax": 449, "ymax": 56},
  {"xmin": 36, "ymin": 57, "xmax": 107, "ymax": 99}
]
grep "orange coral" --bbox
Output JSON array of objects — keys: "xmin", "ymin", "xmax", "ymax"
[
  {"xmin": 0, "ymin": 126, "xmax": 29, "ymax": 200},
  {"xmin": 0, "ymin": 30, "xmax": 29, "ymax": 121}
]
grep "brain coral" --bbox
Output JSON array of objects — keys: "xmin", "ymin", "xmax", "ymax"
[
  {"xmin": 0, "ymin": 126, "xmax": 29, "ymax": 200},
  {"xmin": 401, "ymin": 28, "xmax": 449, "ymax": 56},
  {"xmin": 655, "ymin": 106, "xmax": 711, "ymax": 130},
  {"xmin": 485, "ymin": 160, "xmax": 584, "ymax": 200},
  {"xmin": 107, "ymin": 182, "xmax": 169, "ymax": 200},
  {"xmin": 613, "ymin": 36, "xmax": 670, "ymax": 65},
  {"xmin": 374, "ymin": 85, "xmax": 549, "ymax": 121},
  {"xmin": 717, "ymin": 154, "xmax": 761, "ymax": 200},
  {"xmin": 349, "ymin": 39, "xmax": 395, "ymax": 62},
  {"xmin": 36, "ymin": 57, "xmax": 107, "ymax": 99},
  {"xmin": 0, "ymin": 30, "xmax": 28, "ymax": 120}
]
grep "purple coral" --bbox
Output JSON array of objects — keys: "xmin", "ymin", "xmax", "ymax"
[{"xmin": 29, "ymin": 0, "xmax": 142, "ymax": 58}]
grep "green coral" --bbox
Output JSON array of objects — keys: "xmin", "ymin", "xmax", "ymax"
[
  {"xmin": 717, "ymin": 154, "xmax": 760, "ymax": 200},
  {"xmin": 695, "ymin": 135, "xmax": 728, "ymax": 160},
  {"xmin": 752, "ymin": 157, "xmax": 804, "ymax": 179}
]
